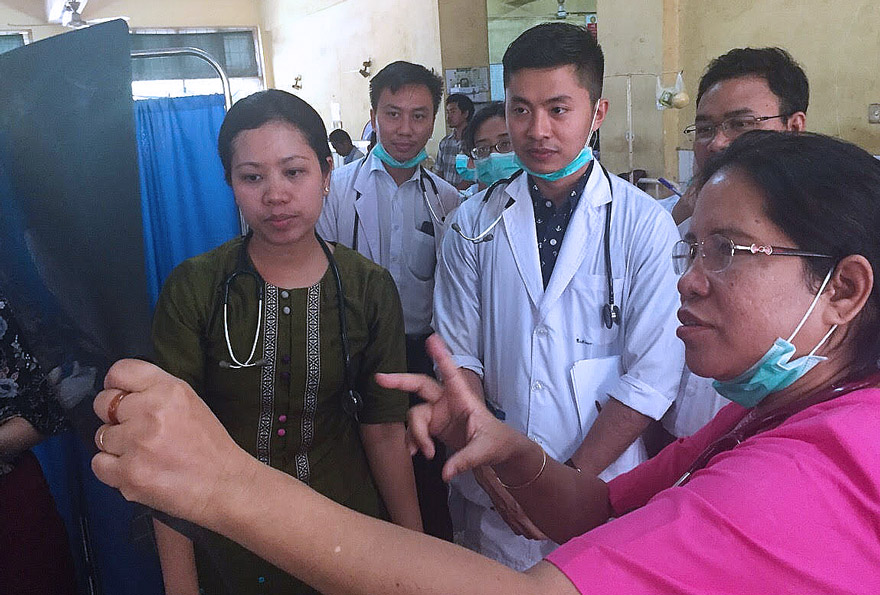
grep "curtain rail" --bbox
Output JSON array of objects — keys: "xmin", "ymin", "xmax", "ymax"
[{"xmin": 130, "ymin": 47, "xmax": 232, "ymax": 112}]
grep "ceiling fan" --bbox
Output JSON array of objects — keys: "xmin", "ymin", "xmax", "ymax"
[
  {"xmin": 60, "ymin": 1, "xmax": 129, "ymax": 29},
  {"xmin": 6, "ymin": 1, "xmax": 129, "ymax": 30}
]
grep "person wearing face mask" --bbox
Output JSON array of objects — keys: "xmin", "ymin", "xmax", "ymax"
[
  {"xmin": 432, "ymin": 23, "xmax": 682, "ymax": 570},
  {"xmin": 91, "ymin": 131, "xmax": 880, "ymax": 595},
  {"xmin": 317, "ymin": 61, "xmax": 461, "ymax": 540},
  {"xmin": 457, "ymin": 102, "xmax": 521, "ymax": 193}
]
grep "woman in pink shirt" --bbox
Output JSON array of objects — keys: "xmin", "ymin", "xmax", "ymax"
[{"xmin": 91, "ymin": 130, "xmax": 880, "ymax": 594}]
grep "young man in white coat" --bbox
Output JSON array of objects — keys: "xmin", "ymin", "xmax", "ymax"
[
  {"xmin": 433, "ymin": 23, "xmax": 684, "ymax": 570},
  {"xmin": 316, "ymin": 61, "xmax": 461, "ymax": 540}
]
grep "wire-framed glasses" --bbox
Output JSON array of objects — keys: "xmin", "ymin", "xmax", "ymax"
[
  {"xmin": 672, "ymin": 233, "xmax": 833, "ymax": 275},
  {"xmin": 683, "ymin": 114, "xmax": 788, "ymax": 143},
  {"xmin": 471, "ymin": 139, "xmax": 513, "ymax": 159}
]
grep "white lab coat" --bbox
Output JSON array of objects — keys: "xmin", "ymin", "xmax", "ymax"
[
  {"xmin": 317, "ymin": 152, "xmax": 460, "ymax": 335},
  {"xmin": 434, "ymin": 165, "xmax": 684, "ymax": 569}
]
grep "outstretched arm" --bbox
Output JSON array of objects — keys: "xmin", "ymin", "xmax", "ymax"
[
  {"xmin": 378, "ymin": 336, "xmax": 613, "ymax": 544},
  {"xmin": 90, "ymin": 361, "xmax": 577, "ymax": 595}
]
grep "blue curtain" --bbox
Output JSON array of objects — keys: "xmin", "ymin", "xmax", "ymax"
[
  {"xmin": 135, "ymin": 94, "xmax": 240, "ymax": 305},
  {"xmin": 35, "ymin": 93, "xmax": 240, "ymax": 595}
]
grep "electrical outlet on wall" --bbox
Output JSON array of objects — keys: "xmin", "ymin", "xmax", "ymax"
[{"xmin": 870, "ymin": 104, "xmax": 880, "ymax": 124}]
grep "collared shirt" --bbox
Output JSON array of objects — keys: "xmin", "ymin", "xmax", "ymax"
[
  {"xmin": 343, "ymin": 146, "xmax": 365, "ymax": 165},
  {"xmin": 435, "ymin": 164, "xmax": 683, "ymax": 569},
  {"xmin": 318, "ymin": 152, "xmax": 461, "ymax": 335},
  {"xmin": 434, "ymin": 131, "xmax": 463, "ymax": 186},
  {"xmin": 528, "ymin": 163, "xmax": 593, "ymax": 288}
]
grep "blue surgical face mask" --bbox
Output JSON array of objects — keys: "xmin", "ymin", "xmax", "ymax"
[
  {"xmin": 455, "ymin": 153, "xmax": 476, "ymax": 181},
  {"xmin": 372, "ymin": 142, "xmax": 428, "ymax": 169},
  {"xmin": 475, "ymin": 152, "xmax": 521, "ymax": 186},
  {"xmin": 713, "ymin": 270, "xmax": 838, "ymax": 408},
  {"xmin": 514, "ymin": 102, "xmax": 600, "ymax": 182}
]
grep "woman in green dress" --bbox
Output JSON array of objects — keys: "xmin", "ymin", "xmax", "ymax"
[{"xmin": 150, "ymin": 90, "xmax": 422, "ymax": 594}]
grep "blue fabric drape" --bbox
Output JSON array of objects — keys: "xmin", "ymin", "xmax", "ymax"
[
  {"xmin": 34, "ymin": 94, "xmax": 240, "ymax": 595},
  {"xmin": 135, "ymin": 94, "xmax": 240, "ymax": 305}
]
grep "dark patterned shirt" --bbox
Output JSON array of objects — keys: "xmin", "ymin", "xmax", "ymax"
[
  {"xmin": 529, "ymin": 162, "xmax": 594, "ymax": 288},
  {"xmin": 0, "ymin": 295, "xmax": 68, "ymax": 474}
]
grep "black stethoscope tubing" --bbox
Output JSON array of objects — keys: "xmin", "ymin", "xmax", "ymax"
[
  {"xmin": 219, "ymin": 232, "xmax": 363, "ymax": 419},
  {"xmin": 350, "ymin": 154, "xmax": 445, "ymax": 252},
  {"xmin": 455, "ymin": 164, "xmax": 620, "ymax": 329}
]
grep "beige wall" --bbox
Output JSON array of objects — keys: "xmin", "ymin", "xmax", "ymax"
[
  {"xmin": 596, "ymin": 0, "xmax": 667, "ymax": 176},
  {"xmin": 595, "ymin": 0, "xmax": 880, "ymax": 181},
  {"xmin": 439, "ymin": 0, "xmax": 488, "ymax": 71},
  {"xmin": 488, "ymin": 0, "xmax": 596, "ymax": 64},
  {"xmin": 261, "ymin": 0, "xmax": 446, "ymax": 154},
  {"xmin": 0, "ymin": 0, "xmax": 261, "ymax": 42},
  {"xmin": 678, "ymin": 0, "xmax": 880, "ymax": 156}
]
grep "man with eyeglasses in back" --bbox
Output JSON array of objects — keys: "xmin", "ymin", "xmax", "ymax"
[
  {"xmin": 664, "ymin": 47, "xmax": 809, "ymax": 440},
  {"xmin": 672, "ymin": 47, "xmax": 808, "ymax": 228}
]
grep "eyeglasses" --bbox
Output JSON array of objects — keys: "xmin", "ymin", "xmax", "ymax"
[
  {"xmin": 672, "ymin": 233, "xmax": 833, "ymax": 275},
  {"xmin": 683, "ymin": 114, "xmax": 788, "ymax": 143},
  {"xmin": 471, "ymin": 139, "xmax": 513, "ymax": 160}
]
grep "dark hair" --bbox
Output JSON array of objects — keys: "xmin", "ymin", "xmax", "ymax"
[
  {"xmin": 328, "ymin": 128, "xmax": 352, "ymax": 145},
  {"xmin": 694, "ymin": 131, "xmax": 880, "ymax": 371},
  {"xmin": 502, "ymin": 22, "xmax": 604, "ymax": 103},
  {"xmin": 369, "ymin": 61, "xmax": 443, "ymax": 115},
  {"xmin": 218, "ymin": 90, "xmax": 332, "ymax": 184},
  {"xmin": 461, "ymin": 101, "xmax": 506, "ymax": 155},
  {"xmin": 696, "ymin": 47, "xmax": 809, "ymax": 118},
  {"xmin": 446, "ymin": 93, "xmax": 475, "ymax": 121}
]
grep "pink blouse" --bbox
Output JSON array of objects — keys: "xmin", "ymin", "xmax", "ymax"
[{"xmin": 547, "ymin": 388, "xmax": 880, "ymax": 594}]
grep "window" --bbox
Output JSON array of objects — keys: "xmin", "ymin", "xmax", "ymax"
[
  {"xmin": 0, "ymin": 32, "xmax": 28, "ymax": 56},
  {"xmin": 130, "ymin": 28, "xmax": 264, "ymax": 102}
]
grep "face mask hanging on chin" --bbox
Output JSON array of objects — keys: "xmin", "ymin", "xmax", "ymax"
[
  {"xmin": 513, "ymin": 102, "xmax": 601, "ymax": 182},
  {"xmin": 372, "ymin": 143, "xmax": 428, "ymax": 169},
  {"xmin": 713, "ymin": 269, "xmax": 838, "ymax": 408}
]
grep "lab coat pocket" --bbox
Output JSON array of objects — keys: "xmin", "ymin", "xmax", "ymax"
[
  {"xmin": 568, "ymin": 274, "xmax": 624, "ymax": 348},
  {"xmin": 407, "ymin": 224, "xmax": 438, "ymax": 281},
  {"xmin": 570, "ymin": 355, "xmax": 623, "ymax": 436}
]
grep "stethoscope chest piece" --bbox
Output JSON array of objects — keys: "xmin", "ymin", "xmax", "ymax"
[{"xmin": 602, "ymin": 303, "xmax": 621, "ymax": 330}]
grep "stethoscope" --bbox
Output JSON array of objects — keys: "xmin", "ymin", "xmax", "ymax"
[
  {"xmin": 451, "ymin": 164, "xmax": 620, "ymax": 330},
  {"xmin": 218, "ymin": 233, "xmax": 363, "ymax": 419},
  {"xmin": 351, "ymin": 152, "xmax": 449, "ymax": 251}
]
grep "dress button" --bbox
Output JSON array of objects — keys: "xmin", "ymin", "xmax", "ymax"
[
  {"xmin": 281, "ymin": 290, "xmax": 290, "ymax": 299},
  {"xmin": 282, "ymin": 306, "xmax": 291, "ymax": 315},
  {"xmin": 536, "ymin": 326, "xmax": 548, "ymax": 336},
  {"xmin": 278, "ymin": 414, "xmax": 287, "ymax": 423},
  {"xmin": 281, "ymin": 355, "xmax": 290, "ymax": 364},
  {"xmin": 533, "ymin": 381, "xmax": 544, "ymax": 391},
  {"xmin": 277, "ymin": 428, "xmax": 286, "ymax": 437},
  {"xmin": 281, "ymin": 371, "xmax": 290, "ymax": 380}
]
